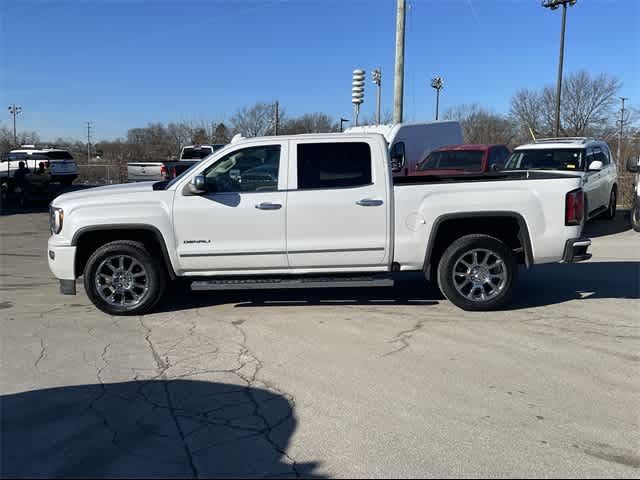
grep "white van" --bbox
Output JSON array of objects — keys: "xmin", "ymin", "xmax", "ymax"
[{"xmin": 344, "ymin": 121, "xmax": 463, "ymax": 176}]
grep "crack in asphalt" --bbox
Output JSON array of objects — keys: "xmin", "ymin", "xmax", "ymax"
[
  {"xmin": 382, "ymin": 320, "xmax": 425, "ymax": 357},
  {"xmin": 34, "ymin": 338, "xmax": 46, "ymax": 370}
]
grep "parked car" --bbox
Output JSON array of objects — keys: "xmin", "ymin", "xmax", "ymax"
[
  {"xmin": 1, "ymin": 146, "xmax": 78, "ymax": 185},
  {"xmin": 414, "ymin": 144, "xmax": 510, "ymax": 176},
  {"xmin": 48, "ymin": 132, "xmax": 591, "ymax": 315},
  {"xmin": 505, "ymin": 138, "xmax": 618, "ymax": 221},
  {"xmin": 127, "ymin": 144, "xmax": 225, "ymax": 182},
  {"xmin": 628, "ymin": 156, "xmax": 640, "ymax": 232},
  {"xmin": 344, "ymin": 121, "xmax": 463, "ymax": 176}
]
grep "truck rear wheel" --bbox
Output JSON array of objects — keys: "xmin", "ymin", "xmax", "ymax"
[
  {"xmin": 83, "ymin": 240, "xmax": 166, "ymax": 316},
  {"xmin": 437, "ymin": 234, "xmax": 517, "ymax": 311}
]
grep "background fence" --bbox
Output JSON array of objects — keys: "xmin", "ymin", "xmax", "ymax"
[{"xmin": 77, "ymin": 164, "xmax": 126, "ymax": 186}]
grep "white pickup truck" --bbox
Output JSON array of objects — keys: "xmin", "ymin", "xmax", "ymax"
[{"xmin": 48, "ymin": 133, "xmax": 591, "ymax": 315}]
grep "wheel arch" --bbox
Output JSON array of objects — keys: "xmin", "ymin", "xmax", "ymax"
[
  {"xmin": 72, "ymin": 224, "xmax": 176, "ymax": 279},
  {"xmin": 423, "ymin": 211, "xmax": 533, "ymax": 281}
]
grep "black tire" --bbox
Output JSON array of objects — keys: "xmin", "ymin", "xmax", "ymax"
[
  {"xmin": 632, "ymin": 199, "xmax": 640, "ymax": 233},
  {"xmin": 83, "ymin": 240, "xmax": 166, "ymax": 316},
  {"xmin": 437, "ymin": 234, "xmax": 518, "ymax": 311},
  {"xmin": 603, "ymin": 187, "xmax": 617, "ymax": 220}
]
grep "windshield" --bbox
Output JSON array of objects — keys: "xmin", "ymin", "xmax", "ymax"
[
  {"xmin": 505, "ymin": 148, "xmax": 585, "ymax": 171},
  {"xmin": 163, "ymin": 160, "xmax": 203, "ymax": 189},
  {"xmin": 181, "ymin": 147, "xmax": 213, "ymax": 159},
  {"xmin": 418, "ymin": 150, "xmax": 485, "ymax": 172}
]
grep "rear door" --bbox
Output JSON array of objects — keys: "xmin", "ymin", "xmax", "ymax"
[{"xmin": 285, "ymin": 138, "xmax": 390, "ymax": 270}]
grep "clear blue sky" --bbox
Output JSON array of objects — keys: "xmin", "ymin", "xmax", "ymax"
[{"xmin": 1, "ymin": 0, "xmax": 638, "ymax": 141}]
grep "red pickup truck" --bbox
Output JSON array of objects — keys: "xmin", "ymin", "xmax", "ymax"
[{"xmin": 415, "ymin": 144, "xmax": 511, "ymax": 176}]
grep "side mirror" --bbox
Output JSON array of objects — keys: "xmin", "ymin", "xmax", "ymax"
[
  {"xmin": 490, "ymin": 164, "xmax": 502, "ymax": 172},
  {"xmin": 588, "ymin": 160, "xmax": 603, "ymax": 172},
  {"xmin": 188, "ymin": 175, "xmax": 207, "ymax": 195},
  {"xmin": 390, "ymin": 143, "xmax": 406, "ymax": 173},
  {"xmin": 627, "ymin": 157, "xmax": 640, "ymax": 173}
]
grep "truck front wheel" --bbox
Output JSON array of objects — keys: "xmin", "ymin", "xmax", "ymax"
[
  {"xmin": 84, "ymin": 240, "xmax": 166, "ymax": 316},
  {"xmin": 437, "ymin": 234, "xmax": 517, "ymax": 311}
]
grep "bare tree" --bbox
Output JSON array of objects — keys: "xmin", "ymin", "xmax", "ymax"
[
  {"xmin": 560, "ymin": 71, "xmax": 621, "ymax": 136},
  {"xmin": 231, "ymin": 102, "xmax": 277, "ymax": 137},
  {"xmin": 445, "ymin": 104, "xmax": 518, "ymax": 146},
  {"xmin": 511, "ymin": 71, "xmax": 621, "ymax": 139},
  {"xmin": 213, "ymin": 123, "xmax": 230, "ymax": 144},
  {"xmin": 281, "ymin": 113, "xmax": 338, "ymax": 134}
]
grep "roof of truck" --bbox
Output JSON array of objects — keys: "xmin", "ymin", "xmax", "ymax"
[{"xmin": 515, "ymin": 137, "xmax": 608, "ymax": 150}]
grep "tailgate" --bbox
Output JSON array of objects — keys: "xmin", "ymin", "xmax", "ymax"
[
  {"xmin": 127, "ymin": 163, "xmax": 163, "ymax": 182},
  {"xmin": 49, "ymin": 161, "xmax": 78, "ymax": 175}
]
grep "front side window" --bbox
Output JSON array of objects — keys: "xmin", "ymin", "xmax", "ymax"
[
  {"xmin": 297, "ymin": 142, "xmax": 372, "ymax": 190},
  {"xmin": 419, "ymin": 150, "xmax": 485, "ymax": 172},
  {"xmin": 202, "ymin": 145, "xmax": 280, "ymax": 193},
  {"xmin": 505, "ymin": 148, "xmax": 585, "ymax": 171}
]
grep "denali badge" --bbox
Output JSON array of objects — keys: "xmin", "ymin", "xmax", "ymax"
[{"xmin": 184, "ymin": 240, "xmax": 212, "ymax": 244}]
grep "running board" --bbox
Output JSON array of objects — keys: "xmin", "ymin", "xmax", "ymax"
[{"xmin": 191, "ymin": 275, "xmax": 395, "ymax": 291}]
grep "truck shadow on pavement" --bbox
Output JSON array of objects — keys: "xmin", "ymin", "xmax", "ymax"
[
  {"xmin": 1, "ymin": 379, "xmax": 324, "ymax": 479},
  {"xmin": 511, "ymin": 261, "xmax": 639, "ymax": 309},
  {"xmin": 583, "ymin": 211, "xmax": 632, "ymax": 238},
  {"xmin": 159, "ymin": 262, "xmax": 639, "ymax": 313}
]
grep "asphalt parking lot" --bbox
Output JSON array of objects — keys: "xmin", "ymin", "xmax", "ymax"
[{"xmin": 1, "ymin": 209, "xmax": 638, "ymax": 478}]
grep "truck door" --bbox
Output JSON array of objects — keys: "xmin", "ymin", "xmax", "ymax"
[
  {"xmin": 285, "ymin": 139, "xmax": 390, "ymax": 270},
  {"xmin": 172, "ymin": 141, "xmax": 289, "ymax": 273}
]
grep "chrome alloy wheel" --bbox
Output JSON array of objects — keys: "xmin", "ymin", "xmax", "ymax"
[
  {"xmin": 95, "ymin": 255, "xmax": 149, "ymax": 307},
  {"xmin": 452, "ymin": 248, "xmax": 507, "ymax": 302}
]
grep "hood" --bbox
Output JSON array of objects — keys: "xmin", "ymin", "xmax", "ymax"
[{"xmin": 52, "ymin": 182, "xmax": 156, "ymax": 206}]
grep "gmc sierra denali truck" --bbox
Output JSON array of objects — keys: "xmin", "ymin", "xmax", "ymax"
[{"xmin": 47, "ymin": 133, "xmax": 591, "ymax": 315}]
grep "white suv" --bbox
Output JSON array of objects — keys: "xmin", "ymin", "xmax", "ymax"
[{"xmin": 506, "ymin": 138, "xmax": 618, "ymax": 221}]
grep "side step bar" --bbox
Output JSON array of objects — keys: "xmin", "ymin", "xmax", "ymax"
[{"xmin": 191, "ymin": 275, "xmax": 395, "ymax": 291}]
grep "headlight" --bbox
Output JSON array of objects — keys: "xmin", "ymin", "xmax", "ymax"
[{"xmin": 49, "ymin": 206, "xmax": 64, "ymax": 234}]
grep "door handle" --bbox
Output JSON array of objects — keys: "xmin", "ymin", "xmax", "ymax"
[
  {"xmin": 356, "ymin": 199, "xmax": 384, "ymax": 207},
  {"xmin": 255, "ymin": 202, "xmax": 282, "ymax": 210}
]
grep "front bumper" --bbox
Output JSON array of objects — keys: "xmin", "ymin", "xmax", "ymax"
[
  {"xmin": 562, "ymin": 237, "xmax": 592, "ymax": 263},
  {"xmin": 47, "ymin": 237, "xmax": 77, "ymax": 294}
]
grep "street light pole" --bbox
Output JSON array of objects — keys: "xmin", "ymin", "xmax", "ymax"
[
  {"xmin": 7, "ymin": 104, "xmax": 22, "ymax": 146},
  {"xmin": 543, "ymin": 0, "xmax": 577, "ymax": 137},
  {"xmin": 340, "ymin": 117, "xmax": 350, "ymax": 132},
  {"xmin": 372, "ymin": 68, "xmax": 382, "ymax": 125},
  {"xmin": 430, "ymin": 76, "xmax": 444, "ymax": 121}
]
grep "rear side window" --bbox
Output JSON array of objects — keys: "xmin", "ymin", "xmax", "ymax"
[
  {"xmin": 419, "ymin": 150, "xmax": 485, "ymax": 171},
  {"xmin": 182, "ymin": 147, "xmax": 213, "ymax": 159},
  {"xmin": 44, "ymin": 151, "xmax": 73, "ymax": 160},
  {"xmin": 297, "ymin": 142, "xmax": 371, "ymax": 189}
]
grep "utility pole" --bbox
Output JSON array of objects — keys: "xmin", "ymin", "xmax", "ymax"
[
  {"xmin": 86, "ymin": 121, "xmax": 92, "ymax": 162},
  {"xmin": 7, "ymin": 104, "xmax": 22, "ymax": 146},
  {"xmin": 430, "ymin": 76, "xmax": 444, "ymax": 120},
  {"xmin": 543, "ymin": 0, "xmax": 577, "ymax": 137},
  {"xmin": 393, "ymin": 0, "xmax": 406, "ymax": 124},
  {"xmin": 617, "ymin": 97, "xmax": 628, "ymax": 164},
  {"xmin": 372, "ymin": 68, "xmax": 382, "ymax": 125},
  {"xmin": 273, "ymin": 101, "xmax": 279, "ymax": 135}
]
